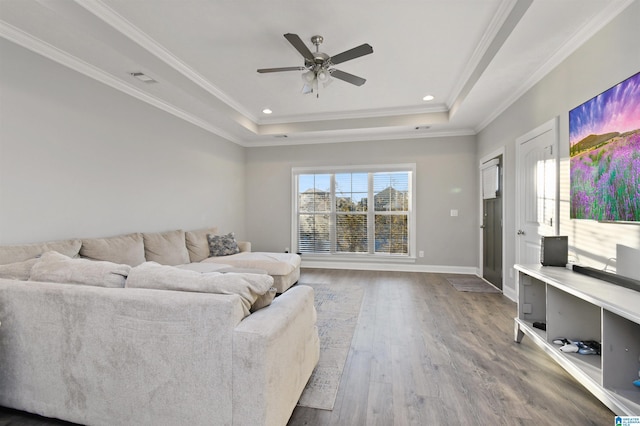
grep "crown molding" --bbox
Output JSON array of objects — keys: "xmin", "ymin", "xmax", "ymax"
[
  {"xmin": 2, "ymin": 19, "xmax": 465, "ymax": 148},
  {"xmin": 257, "ymin": 103, "xmax": 449, "ymax": 125},
  {"xmin": 242, "ymin": 127, "xmax": 476, "ymax": 148},
  {"xmin": 0, "ymin": 21, "xmax": 242, "ymax": 145},
  {"xmin": 474, "ymin": 0, "xmax": 635, "ymax": 133},
  {"xmin": 74, "ymin": 0, "xmax": 258, "ymax": 123},
  {"xmin": 446, "ymin": 0, "xmax": 518, "ymax": 108},
  {"xmin": 6, "ymin": 1, "xmax": 628, "ymax": 147}
]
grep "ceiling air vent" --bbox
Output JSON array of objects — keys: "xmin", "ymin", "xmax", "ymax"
[{"xmin": 130, "ymin": 72, "xmax": 157, "ymax": 83}]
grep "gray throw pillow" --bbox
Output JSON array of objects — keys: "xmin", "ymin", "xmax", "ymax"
[{"xmin": 207, "ymin": 232, "xmax": 240, "ymax": 257}]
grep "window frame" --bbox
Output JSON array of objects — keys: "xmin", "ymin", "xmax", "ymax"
[{"xmin": 292, "ymin": 163, "xmax": 417, "ymax": 261}]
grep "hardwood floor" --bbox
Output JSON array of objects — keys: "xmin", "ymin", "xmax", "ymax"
[
  {"xmin": 288, "ymin": 269, "xmax": 614, "ymax": 426},
  {"xmin": 0, "ymin": 269, "xmax": 614, "ymax": 425}
]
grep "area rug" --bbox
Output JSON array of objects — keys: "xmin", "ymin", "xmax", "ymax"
[
  {"xmin": 297, "ymin": 281, "xmax": 364, "ymax": 410},
  {"xmin": 446, "ymin": 276, "xmax": 501, "ymax": 293}
]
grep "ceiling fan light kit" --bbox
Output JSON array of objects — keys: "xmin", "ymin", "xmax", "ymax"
[{"xmin": 257, "ymin": 33, "xmax": 373, "ymax": 97}]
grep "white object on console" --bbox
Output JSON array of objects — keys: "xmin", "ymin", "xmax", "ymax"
[{"xmin": 616, "ymin": 244, "xmax": 640, "ymax": 281}]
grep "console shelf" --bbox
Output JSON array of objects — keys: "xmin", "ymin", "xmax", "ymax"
[{"xmin": 515, "ymin": 264, "xmax": 640, "ymax": 415}]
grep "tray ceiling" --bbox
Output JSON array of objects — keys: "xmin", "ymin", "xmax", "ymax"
[{"xmin": 0, "ymin": 0, "xmax": 632, "ymax": 146}]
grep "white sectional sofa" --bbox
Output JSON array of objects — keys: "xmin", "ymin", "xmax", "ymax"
[
  {"xmin": 73, "ymin": 227, "xmax": 301, "ymax": 294},
  {"xmin": 0, "ymin": 230, "xmax": 319, "ymax": 426}
]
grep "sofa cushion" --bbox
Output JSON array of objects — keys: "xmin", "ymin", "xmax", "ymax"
[
  {"xmin": 175, "ymin": 262, "xmax": 232, "ymax": 273},
  {"xmin": 0, "ymin": 239, "xmax": 82, "ymax": 265},
  {"xmin": 208, "ymin": 232, "xmax": 240, "ymax": 257},
  {"xmin": 29, "ymin": 251, "xmax": 131, "ymax": 288},
  {"xmin": 80, "ymin": 233, "xmax": 146, "ymax": 266},
  {"xmin": 202, "ymin": 252, "xmax": 301, "ymax": 276},
  {"xmin": 0, "ymin": 258, "xmax": 38, "ymax": 280},
  {"xmin": 143, "ymin": 229, "xmax": 190, "ymax": 265},
  {"xmin": 185, "ymin": 227, "xmax": 218, "ymax": 262},
  {"xmin": 126, "ymin": 262, "xmax": 274, "ymax": 316}
]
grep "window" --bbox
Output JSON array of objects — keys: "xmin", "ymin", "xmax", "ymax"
[{"xmin": 293, "ymin": 164, "xmax": 415, "ymax": 258}]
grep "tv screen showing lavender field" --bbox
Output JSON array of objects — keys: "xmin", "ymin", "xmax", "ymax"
[{"xmin": 569, "ymin": 72, "xmax": 640, "ymax": 222}]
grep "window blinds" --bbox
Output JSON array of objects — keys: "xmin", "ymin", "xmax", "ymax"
[
  {"xmin": 481, "ymin": 159, "xmax": 500, "ymax": 200},
  {"xmin": 295, "ymin": 167, "xmax": 412, "ymax": 256}
]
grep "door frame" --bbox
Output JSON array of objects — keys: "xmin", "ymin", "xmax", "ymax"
[
  {"xmin": 478, "ymin": 146, "xmax": 505, "ymax": 287},
  {"xmin": 515, "ymin": 117, "xmax": 560, "ymax": 266}
]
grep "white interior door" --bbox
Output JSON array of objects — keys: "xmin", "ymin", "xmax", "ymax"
[{"xmin": 516, "ymin": 118, "xmax": 559, "ymax": 265}]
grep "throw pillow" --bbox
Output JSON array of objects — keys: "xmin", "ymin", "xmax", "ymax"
[
  {"xmin": 142, "ymin": 229, "xmax": 190, "ymax": 265},
  {"xmin": 80, "ymin": 233, "xmax": 146, "ymax": 266},
  {"xmin": 125, "ymin": 262, "xmax": 274, "ymax": 316},
  {"xmin": 250, "ymin": 287, "xmax": 277, "ymax": 312},
  {"xmin": 185, "ymin": 227, "xmax": 218, "ymax": 262},
  {"xmin": 207, "ymin": 232, "xmax": 240, "ymax": 257},
  {"xmin": 0, "ymin": 258, "xmax": 38, "ymax": 280},
  {"xmin": 0, "ymin": 239, "xmax": 82, "ymax": 265},
  {"xmin": 29, "ymin": 251, "xmax": 131, "ymax": 288}
]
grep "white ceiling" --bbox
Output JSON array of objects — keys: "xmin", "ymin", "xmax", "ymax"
[{"xmin": 0, "ymin": 0, "xmax": 633, "ymax": 146}]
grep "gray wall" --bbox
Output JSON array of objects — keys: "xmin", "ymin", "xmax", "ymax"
[
  {"xmin": 245, "ymin": 136, "xmax": 478, "ymax": 270},
  {"xmin": 0, "ymin": 39, "xmax": 246, "ymax": 244},
  {"xmin": 478, "ymin": 1, "xmax": 640, "ymax": 295}
]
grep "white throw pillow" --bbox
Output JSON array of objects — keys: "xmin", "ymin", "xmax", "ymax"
[
  {"xmin": 0, "ymin": 258, "xmax": 38, "ymax": 280},
  {"xmin": 0, "ymin": 239, "xmax": 82, "ymax": 265},
  {"xmin": 30, "ymin": 251, "xmax": 131, "ymax": 288},
  {"xmin": 126, "ymin": 262, "xmax": 274, "ymax": 316}
]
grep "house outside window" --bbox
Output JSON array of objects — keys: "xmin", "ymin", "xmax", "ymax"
[{"xmin": 292, "ymin": 164, "xmax": 416, "ymax": 259}]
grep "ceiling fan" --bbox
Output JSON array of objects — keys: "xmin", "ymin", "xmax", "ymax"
[{"xmin": 257, "ymin": 33, "xmax": 373, "ymax": 97}]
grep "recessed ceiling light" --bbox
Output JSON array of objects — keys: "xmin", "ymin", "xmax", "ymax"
[
  {"xmin": 422, "ymin": 94, "xmax": 434, "ymax": 101},
  {"xmin": 130, "ymin": 72, "xmax": 157, "ymax": 83},
  {"xmin": 262, "ymin": 108, "xmax": 273, "ymax": 114}
]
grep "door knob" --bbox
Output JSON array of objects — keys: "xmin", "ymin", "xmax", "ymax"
[{"xmin": 517, "ymin": 229, "xmax": 525, "ymax": 235}]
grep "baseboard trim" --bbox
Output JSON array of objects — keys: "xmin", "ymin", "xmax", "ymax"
[
  {"xmin": 502, "ymin": 285, "xmax": 516, "ymax": 302},
  {"xmin": 301, "ymin": 260, "xmax": 477, "ymax": 275}
]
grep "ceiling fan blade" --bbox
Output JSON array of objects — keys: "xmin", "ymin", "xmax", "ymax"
[
  {"xmin": 284, "ymin": 33, "xmax": 314, "ymax": 62},
  {"xmin": 257, "ymin": 66, "xmax": 306, "ymax": 73},
  {"xmin": 330, "ymin": 43, "xmax": 373, "ymax": 65},
  {"xmin": 330, "ymin": 69, "xmax": 366, "ymax": 86}
]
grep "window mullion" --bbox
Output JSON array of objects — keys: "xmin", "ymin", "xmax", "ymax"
[
  {"xmin": 330, "ymin": 174, "xmax": 336, "ymax": 254},
  {"xmin": 367, "ymin": 172, "xmax": 374, "ymax": 254}
]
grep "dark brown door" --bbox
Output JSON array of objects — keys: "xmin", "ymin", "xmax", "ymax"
[
  {"xmin": 483, "ymin": 197, "xmax": 502, "ymax": 289},
  {"xmin": 482, "ymin": 156, "xmax": 502, "ymax": 289}
]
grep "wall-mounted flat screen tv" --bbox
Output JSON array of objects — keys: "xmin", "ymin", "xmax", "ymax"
[{"xmin": 569, "ymin": 72, "xmax": 640, "ymax": 222}]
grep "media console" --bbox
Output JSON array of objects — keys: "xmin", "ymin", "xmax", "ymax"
[{"xmin": 514, "ymin": 264, "xmax": 640, "ymax": 415}]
